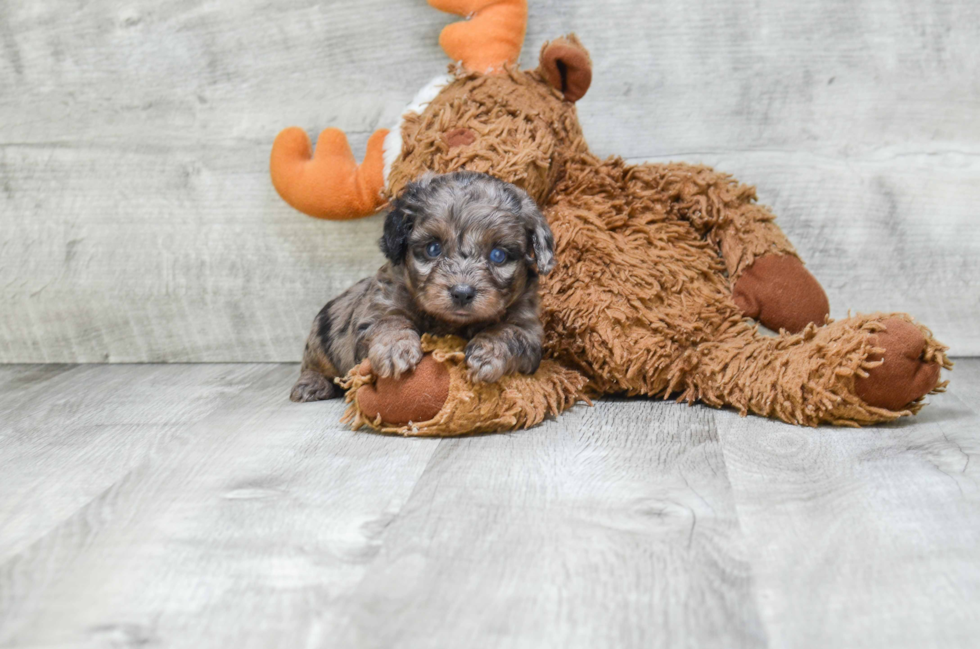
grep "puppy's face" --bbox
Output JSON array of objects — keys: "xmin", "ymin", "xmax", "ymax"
[{"xmin": 380, "ymin": 172, "xmax": 554, "ymax": 327}]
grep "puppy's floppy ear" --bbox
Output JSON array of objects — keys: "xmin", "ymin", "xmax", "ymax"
[
  {"xmin": 379, "ymin": 176, "xmax": 436, "ymax": 264},
  {"xmin": 380, "ymin": 174, "xmax": 440, "ymax": 263},
  {"xmin": 519, "ymin": 195, "xmax": 555, "ymax": 275},
  {"xmin": 379, "ymin": 203, "xmax": 414, "ymax": 265}
]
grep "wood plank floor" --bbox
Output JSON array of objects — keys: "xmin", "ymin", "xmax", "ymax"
[{"xmin": 1, "ymin": 362, "xmax": 978, "ymax": 648}]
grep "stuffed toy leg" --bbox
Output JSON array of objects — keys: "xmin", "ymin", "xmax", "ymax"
[
  {"xmin": 538, "ymin": 156, "xmax": 950, "ymax": 427},
  {"xmin": 339, "ymin": 335, "xmax": 589, "ymax": 436}
]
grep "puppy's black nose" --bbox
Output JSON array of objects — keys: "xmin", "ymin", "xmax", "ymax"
[{"xmin": 450, "ymin": 284, "xmax": 477, "ymax": 307}]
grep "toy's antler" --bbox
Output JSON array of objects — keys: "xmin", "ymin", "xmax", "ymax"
[
  {"xmin": 429, "ymin": 0, "xmax": 527, "ymax": 73},
  {"xmin": 270, "ymin": 127, "xmax": 389, "ymax": 220}
]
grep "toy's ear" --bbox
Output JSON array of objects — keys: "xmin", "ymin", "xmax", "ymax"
[
  {"xmin": 538, "ymin": 34, "xmax": 592, "ymax": 103},
  {"xmin": 519, "ymin": 195, "xmax": 555, "ymax": 275}
]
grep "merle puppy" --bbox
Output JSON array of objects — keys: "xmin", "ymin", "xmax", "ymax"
[{"xmin": 290, "ymin": 171, "xmax": 555, "ymax": 402}]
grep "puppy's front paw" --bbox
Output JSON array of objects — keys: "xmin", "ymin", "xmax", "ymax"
[
  {"xmin": 369, "ymin": 331, "xmax": 423, "ymax": 379},
  {"xmin": 465, "ymin": 336, "xmax": 510, "ymax": 384}
]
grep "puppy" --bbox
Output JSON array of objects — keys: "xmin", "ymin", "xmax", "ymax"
[{"xmin": 290, "ymin": 171, "xmax": 556, "ymax": 402}]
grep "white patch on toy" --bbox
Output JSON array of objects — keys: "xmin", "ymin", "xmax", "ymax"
[{"xmin": 382, "ymin": 73, "xmax": 454, "ymax": 184}]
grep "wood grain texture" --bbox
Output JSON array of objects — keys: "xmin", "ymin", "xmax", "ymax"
[
  {"xmin": 334, "ymin": 400, "xmax": 765, "ymax": 649},
  {"xmin": 714, "ymin": 383, "xmax": 980, "ymax": 648},
  {"xmin": 0, "ymin": 363, "xmax": 268, "ymax": 564},
  {"xmin": 1, "ymin": 361, "xmax": 979, "ymax": 646},
  {"xmin": 947, "ymin": 359, "xmax": 980, "ymax": 412},
  {"xmin": 2, "ymin": 0, "xmax": 978, "ymax": 360},
  {"xmin": 0, "ymin": 363, "xmax": 440, "ymax": 647}
]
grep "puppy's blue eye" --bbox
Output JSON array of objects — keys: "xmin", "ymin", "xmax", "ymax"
[
  {"xmin": 489, "ymin": 247, "xmax": 508, "ymax": 265},
  {"xmin": 425, "ymin": 241, "xmax": 442, "ymax": 259}
]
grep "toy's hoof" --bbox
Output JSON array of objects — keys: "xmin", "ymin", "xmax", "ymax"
[
  {"xmin": 855, "ymin": 318, "xmax": 942, "ymax": 411},
  {"xmin": 355, "ymin": 354, "xmax": 451, "ymax": 426},
  {"xmin": 733, "ymin": 254, "xmax": 829, "ymax": 334}
]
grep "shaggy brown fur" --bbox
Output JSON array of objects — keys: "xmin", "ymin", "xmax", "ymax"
[
  {"xmin": 386, "ymin": 64, "xmax": 589, "ymax": 207},
  {"xmin": 339, "ymin": 34, "xmax": 949, "ymax": 432},
  {"xmin": 291, "ymin": 171, "xmax": 555, "ymax": 402}
]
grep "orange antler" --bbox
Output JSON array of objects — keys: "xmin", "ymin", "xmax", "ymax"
[
  {"xmin": 270, "ymin": 127, "xmax": 389, "ymax": 220},
  {"xmin": 429, "ymin": 0, "xmax": 527, "ymax": 73}
]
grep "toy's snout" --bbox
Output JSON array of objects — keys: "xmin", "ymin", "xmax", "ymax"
[{"xmin": 443, "ymin": 128, "xmax": 477, "ymax": 149}]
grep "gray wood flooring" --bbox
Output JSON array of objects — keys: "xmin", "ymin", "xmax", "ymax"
[
  {"xmin": 1, "ymin": 361, "xmax": 978, "ymax": 648},
  {"xmin": 2, "ymin": 0, "xmax": 979, "ymax": 363}
]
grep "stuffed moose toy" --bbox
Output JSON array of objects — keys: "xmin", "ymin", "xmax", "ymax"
[{"xmin": 270, "ymin": 0, "xmax": 949, "ymax": 435}]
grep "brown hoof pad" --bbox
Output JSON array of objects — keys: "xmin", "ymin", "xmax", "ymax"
[
  {"xmin": 355, "ymin": 354, "xmax": 451, "ymax": 426},
  {"xmin": 733, "ymin": 254, "xmax": 830, "ymax": 334},
  {"xmin": 855, "ymin": 318, "xmax": 942, "ymax": 411}
]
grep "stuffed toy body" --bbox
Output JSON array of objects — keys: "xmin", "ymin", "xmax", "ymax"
[{"xmin": 271, "ymin": 0, "xmax": 949, "ymax": 434}]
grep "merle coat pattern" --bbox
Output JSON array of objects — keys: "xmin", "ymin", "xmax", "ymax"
[{"xmin": 290, "ymin": 171, "xmax": 554, "ymax": 402}]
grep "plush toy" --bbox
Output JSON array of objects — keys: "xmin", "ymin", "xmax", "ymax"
[{"xmin": 271, "ymin": 0, "xmax": 950, "ymax": 435}]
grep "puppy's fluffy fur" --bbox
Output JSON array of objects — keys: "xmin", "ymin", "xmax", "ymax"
[{"xmin": 290, "ymin": 171, "xmax": 555, "ymax": 402}]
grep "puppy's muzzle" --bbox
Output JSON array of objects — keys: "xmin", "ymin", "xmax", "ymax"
[{"xmin": 450, "ymin": 284, "xmax": 477, "ymax": 307}]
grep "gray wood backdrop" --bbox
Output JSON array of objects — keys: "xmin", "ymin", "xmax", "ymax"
[{"xmin": 1, "ymin": 0, "xmax": 978, "ymax": 363}]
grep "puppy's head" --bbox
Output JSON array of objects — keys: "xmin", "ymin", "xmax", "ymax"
[{"xmin": 380, "ymin": 171, "xmax": 554, "ymax": 326}]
